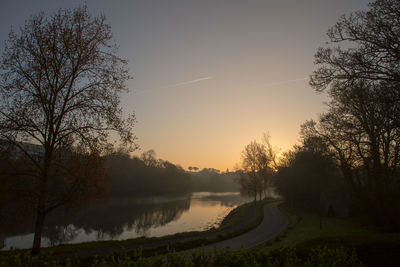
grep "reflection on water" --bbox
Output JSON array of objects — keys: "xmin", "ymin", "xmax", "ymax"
[{"xmin": 1, "ymin": 192, "xmax": 250, "ymax": 250}]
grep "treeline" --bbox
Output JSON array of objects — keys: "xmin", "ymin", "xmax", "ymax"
[
  {"xmin": 105, "ymin": 150, "xmax": 191, "ymax": 197},
  {"xmin": 235, "ymin": 133, "xmax": 348, "ymax": 217},
  {"xmin": 106, "ymin": 151, "xmax": 241, "ymax": 195},
  {"xmin": 189, "ymin": 168, "xmax": 240, "ymax": 192},
  {"xmin": 0, "ymin": 145, "xmax": 241, "ymax": 208}
]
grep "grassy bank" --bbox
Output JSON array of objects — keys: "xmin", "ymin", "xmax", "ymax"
[{"xmin": 260, "ymin": 203, "xmax": 400, "ymax": 266}]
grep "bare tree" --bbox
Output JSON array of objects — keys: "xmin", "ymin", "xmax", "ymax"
[
  {"xmin": 140, "ymin": 149, "xmax": 159, "ymax": 167},
  {"xmin": 308, "ymin": 0, "xmax": 400, "ymax": 229},
  {"xmin": 302, "ymin": 82, "xmax": 400, "ymax": 226},
  {"xmin": 261, "ymin": 133, "xmax": 277, "ymax": 197},
  {"xmin": 310, "ymin": 0, "xmax": 400, "ymax": 91},
  {"xmin": 239, "ymin": 139, "xmax": 274, "ymax": 201},
  {"xmin": 0, "ymin": 6, "xmax": 136, "ymax": 254}
]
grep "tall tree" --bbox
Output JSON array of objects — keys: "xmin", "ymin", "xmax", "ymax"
[
  {"xmin": 302, "ymin": 84, "xmax": 400, "ymax": 226},
  {"xmin": 0, "ymin": 6, "xmax": 136, "ymax": 254},
  {"xmin": 309, "ymin": 0, "xmax": 400, "ymax": 228},
  {"xmin": 239, "ymin": 139, "xmax": 274, "ymax": 201}
]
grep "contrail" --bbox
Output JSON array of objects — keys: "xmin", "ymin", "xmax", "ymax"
[
  {"xmin": 135, "ymin": 76, "xmax": 213, "ymax": 95},
  {"xmin": 265, "ymin": 77, "xmax": 308, "ymax": 87},
  {"xmin": 161, "ymin": 76, "xmax": 213, "ymax": 89}
]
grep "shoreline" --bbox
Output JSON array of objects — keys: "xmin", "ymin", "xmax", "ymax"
[
  {"xmin": 49, "ymin": 200, "xmax": 267, "ymax": 260},
  {"xmin": 1, "ymin": 199, "xmax": 269, "ymax": 261}
]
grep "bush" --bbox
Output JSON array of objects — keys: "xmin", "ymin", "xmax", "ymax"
[{"xmin": 0, "ymin": 245, "xmax": 364, "ymax": 266}]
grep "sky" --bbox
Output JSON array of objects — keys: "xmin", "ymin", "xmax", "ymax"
[{"xmin": 0, "ymin": 0, "xmax": 371, "ymax": 171}]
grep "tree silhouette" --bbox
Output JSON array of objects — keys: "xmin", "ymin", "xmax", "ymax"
[
  {"xmin": 310, "ymin": 0, "xmax": 400, "ymax": 91},
  {"xmin": 275, "ymin": 135, "xmax": 338, "ymax": 211},
  {"xmin": 238, "ymin": 139, "xmax": 274, "ymax": 201},
  {"xmin": 309, "ymin": 0, "xmax": 400, "ymax": 228},
  {"xmin": 0, "ymin": 6, "xmax": 136, "ymax": 254}
]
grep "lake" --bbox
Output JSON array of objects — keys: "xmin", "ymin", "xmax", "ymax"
[{"xmin": 1, "ymin": 192, "xmax": 251, "ymax": 250}]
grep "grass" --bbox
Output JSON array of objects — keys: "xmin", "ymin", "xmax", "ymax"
[
  {"xmin": 260, "ymin": 203, "xmax": 400, "ymax": 266},
  {"xmin": 219, "ymin": 201, "xmax": 258, "ymax": 228},
  {"xmin": 265, "ymin": 203, "xmax": 399, "ymax": 250},
  {"xmin": 1, "ymin": 244, "xmax": 364, "ymax": 267}
]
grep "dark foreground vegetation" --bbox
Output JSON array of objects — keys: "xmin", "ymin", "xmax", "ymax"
[{"xmin": 0, "ymin": 246, "xmax": 363, "ymax": 267}]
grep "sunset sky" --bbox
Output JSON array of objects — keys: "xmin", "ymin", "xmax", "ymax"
[{"xmin": 0, "ymin": 0, "xmax": 371, "ymax": 171}]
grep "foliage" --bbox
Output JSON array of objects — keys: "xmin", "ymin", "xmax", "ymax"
[
  {"xmin": 274, "ymin": 136, "xmax": 340, "ymax": 211},
  {"xmin": 303, "ymin": 246, "xmax": 362, "ymax": 267},
  {"xmin": 0, "ymin": 245, "xmax": 364, "ymax": 266}
]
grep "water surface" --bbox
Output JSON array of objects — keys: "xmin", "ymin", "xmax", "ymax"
[{"xmin": 1, "ymin": 192, "xmax": 251, "ymax": 250}]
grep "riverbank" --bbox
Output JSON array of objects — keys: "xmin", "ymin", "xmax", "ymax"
[
  {"xmin": 1, "ymin": 199, "xmax": 267, "ymax": 262},
  {"xmin": 2, "ymin": 201, "xmax": 371, "ymax": 267},
  {"xmin": 5, "ymin": 201, "xmax": 390, "ymax": 266}
]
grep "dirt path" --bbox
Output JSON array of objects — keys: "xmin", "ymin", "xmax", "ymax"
[{"xmin": 183, "ymin": 202, "xmax": 288, "ymax": 255}]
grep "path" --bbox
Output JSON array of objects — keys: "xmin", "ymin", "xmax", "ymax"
[{"xmin": 184, "ymin": 201, "xmax": 288, "ymax": 255}]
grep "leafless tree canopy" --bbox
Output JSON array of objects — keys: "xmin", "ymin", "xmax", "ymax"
[
  {"xmin": 310, "ymin": 0, "xmax": 400, "ymax": 91},
  {"xmin": 308, "ymin": 0, "xmax": 400, "ymax": 229},
  {"xmin": 238, "ymin": 138, "xmax": 275, "ymax": 201},
  {"xmin": 0, "ymin": 6, "xmax": 136, "ymax": 254},
  {"xmin": 0, "ymin": 6, "xmax": 136, "ymax": 152}
]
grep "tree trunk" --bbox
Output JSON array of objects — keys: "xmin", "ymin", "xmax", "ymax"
[
  {"xmin": 31, "ymin": 209, "xmax": 46, "ymax": 255},
  {"xmin": 32, "ymin": 151, "xmax": 51, "ymax": 255}
]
